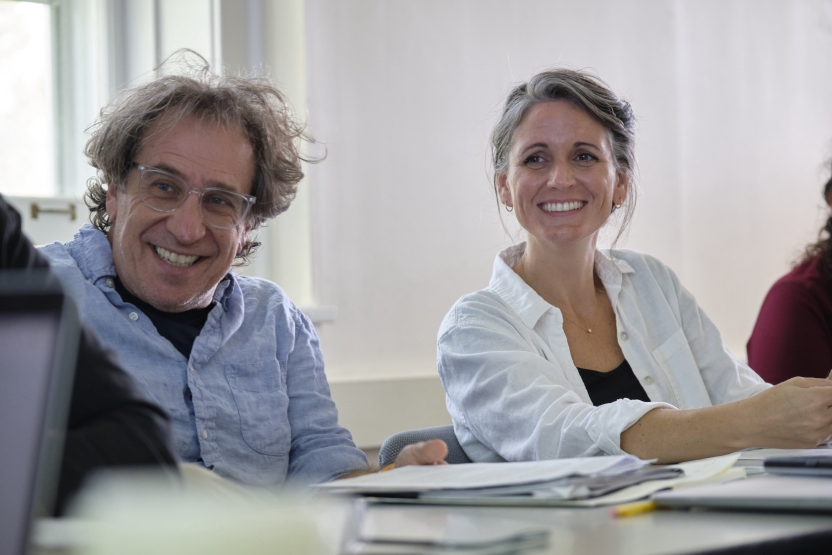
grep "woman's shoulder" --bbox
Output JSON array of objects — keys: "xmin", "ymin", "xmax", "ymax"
[
  {"xmin": 602, "ymin": 248, "xmax": 680, "ymax": 281},
  {"xmin": 763, "ymin": 254, "xmax": 829, "ymax": 303},
  {"xmin": 774, "ymin": 254, "xmax": 824, "ymax": 286},
  {"xmin": 439, "ymin": 288, "xmax": 517, "ymax": 336}
]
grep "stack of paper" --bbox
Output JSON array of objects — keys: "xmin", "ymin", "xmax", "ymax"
[
  {"xmin": 320, "ymin": 454, "xmax": 744, "ymax": 507},
  {"xmin": 321, "ymin": 455, "xmax": 648, "ymax": 496}
]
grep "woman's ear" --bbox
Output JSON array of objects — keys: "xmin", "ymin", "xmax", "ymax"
[
  {"xmin": 497, "ymin": 173, "xmax": 513, "ymax": 209},
  {"xmin": 613, "ymin": 171, "xmax": 629, "ymax": 206}
]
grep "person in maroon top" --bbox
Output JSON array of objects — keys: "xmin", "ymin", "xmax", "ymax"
[{"xmin": 747, "ymin": 167, "xmax": 832, "ymax": 383}]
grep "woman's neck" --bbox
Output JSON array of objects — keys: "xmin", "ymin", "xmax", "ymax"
[{"xmin": 514, "ymin": 235, "xmax": 600, "ymax": 317}]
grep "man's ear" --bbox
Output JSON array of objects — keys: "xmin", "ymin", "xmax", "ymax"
[
  {"xmin": 497, "ymin": 174, "xmax": 513, "ymax": 209},
  {"xmin": 104, "ymin": 184, "xmax": 119, "ymax": 223},
  {"xmin": 236, "ymin": 223, "xmax": 253, "ymax": 256}
]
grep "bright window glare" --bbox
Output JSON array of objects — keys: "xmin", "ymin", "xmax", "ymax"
[{"xmin": 0, "ymin": 1, "xmax": 54, "ymax": 197}]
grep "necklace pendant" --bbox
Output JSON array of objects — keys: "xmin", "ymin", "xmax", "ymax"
[{"xmin": 587, "ymin": 329, "xmax": 592, "ymax": 333}]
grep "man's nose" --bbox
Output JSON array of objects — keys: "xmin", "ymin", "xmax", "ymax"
[{"xmin": 166, "ymin": 191, "xmax": 206, "ymax": 243}]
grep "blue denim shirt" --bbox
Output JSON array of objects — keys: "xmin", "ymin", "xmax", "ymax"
[{"xmin": 42, "ymin": 225, "xmax": 367, "ymax": 486}]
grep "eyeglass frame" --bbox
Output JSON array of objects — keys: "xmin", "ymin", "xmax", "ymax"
[{"xmin": 131, "ymin": 163, "xmax": 257, "ymax": 230}]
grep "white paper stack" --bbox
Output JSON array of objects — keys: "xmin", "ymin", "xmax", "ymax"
[{"xmin": 319, "ymin": 454, "xmax": 744, "ymax": 507}]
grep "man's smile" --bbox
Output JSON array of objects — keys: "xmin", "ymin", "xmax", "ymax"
[{"xmin": 153, "ymin": 245, "xmax": 202, "ymax": 268}]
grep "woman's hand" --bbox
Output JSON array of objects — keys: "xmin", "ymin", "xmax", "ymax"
[{"xmin": 738, "ymin": 377, "xmax": 832, "ymax": 449}]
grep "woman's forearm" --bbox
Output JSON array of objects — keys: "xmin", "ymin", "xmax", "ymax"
[
  {"xmin": 621, "ymin": 378, "xmax": 832, "ymax": 463},
  {"xmin": 620, "ymin": 405, "xmax": 749, "ymax": 463}
]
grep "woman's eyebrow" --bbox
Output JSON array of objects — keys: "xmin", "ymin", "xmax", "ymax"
[
  {"xmin": 519, "ymin": 142, "xmax": 548, "ymax": 155},
  {"xmin": 574, "ymin": 141, "xmax": 601, "ymax": 150}
]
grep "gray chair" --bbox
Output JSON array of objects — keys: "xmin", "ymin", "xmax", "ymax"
[{"xmin": 378, "ymin": 424, "xmax": 472, "ymax": 467}]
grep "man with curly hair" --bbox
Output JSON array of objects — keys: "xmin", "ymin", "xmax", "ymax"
[{"xmin": 41, "ymin": 57, "xmax": 445, "ymax": 487}]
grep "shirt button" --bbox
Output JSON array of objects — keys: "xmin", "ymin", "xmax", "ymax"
[
  {"xmin": 201, "ymin": 429, "xmax": 208, "ymax": 439},
  {"xmin": 620, "ymin": 331, "xmax": 629, "ymax": 341},
  {"xmin": 129, "ymin": 312, "xmax": 139, "ymax": 321},
  {"xmin": 105, "ymin": 278, "xmax": 114, "ymax": 288},
  {"xmin": 643, "ymin": 376, "xmax": 654, "ymax": 385}
]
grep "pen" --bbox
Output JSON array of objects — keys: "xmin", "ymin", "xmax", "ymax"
[{"xmin": 611, "ymin": 500, "xmax": 658, "ymax": 518}]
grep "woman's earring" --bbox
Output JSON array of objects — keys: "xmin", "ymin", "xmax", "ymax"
[
  {"xmin": 610, "ymin": 202, "xmax": 622, "ymax": 214},
  {"xmin": 505, "ymin": 204, "xmax": 514, "ymax": 213}
]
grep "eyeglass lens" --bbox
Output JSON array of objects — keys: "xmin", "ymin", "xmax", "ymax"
[{"xmin": 138, "ymin": 167, "xmax": 250, "ymax": 229}]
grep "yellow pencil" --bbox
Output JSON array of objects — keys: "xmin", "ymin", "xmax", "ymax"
[{"xmin": 611, "ymin": 500, "xmax": 658, "ymax": 518}]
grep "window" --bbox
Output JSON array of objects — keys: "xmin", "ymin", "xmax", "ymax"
[{"xmin": 0, "ymin": 0, "xmax": 54, "ymax": 197}]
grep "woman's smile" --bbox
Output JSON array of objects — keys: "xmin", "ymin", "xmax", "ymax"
[{"xmin": 539, "ymin": 200, "xmax": 587, "ymax": 214}]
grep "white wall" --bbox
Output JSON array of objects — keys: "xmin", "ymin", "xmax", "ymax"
[
  {"xmin": 677, "ymin": 0, "xmax": 832, "ymax": 353},
  {"xmin": 304, "ymin": 0, "xmax": 832, "ymax": 397}
]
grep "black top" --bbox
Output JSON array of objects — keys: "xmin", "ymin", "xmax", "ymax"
[
  {"xmin": 113, "ymin": 278, "xmax": 212, "ymax": 359},
  {"xmin": 577, "ymin": 359, "xmax": 650, "ymax": 406},
  {"xmin": 0, "ymin": 196, "xmax": 178, "ymax": 515}
]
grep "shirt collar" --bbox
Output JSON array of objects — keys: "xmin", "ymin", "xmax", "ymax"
[
  {"xmin": 67, "ymin": 224, "xmax": 118, "ymax": 282},
  {"xmin": 488, "ymin": 242, "xmax": 635, "ymax": 329}
]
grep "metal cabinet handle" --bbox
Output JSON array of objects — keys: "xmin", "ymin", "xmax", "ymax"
[{"xmin": 31, "ymin": 202, "xmax": 76, "ymax": 221}]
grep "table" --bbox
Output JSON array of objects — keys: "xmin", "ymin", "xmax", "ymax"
[
  {"xmin": 358, "ymin": 501, "xmax": 832, "ymax": 554},
  {"xmin": 30, "ymin": 483, "xmax": 832, "ymax": 555}
]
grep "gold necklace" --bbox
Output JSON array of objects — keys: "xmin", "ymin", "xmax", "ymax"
[
  {"xmin": 517, "ymin": 254, "xmax": 603, "ymax": 334},
  {"xmin": 560, "ymin": 288, "xmax": 602, "ymax": 334}
]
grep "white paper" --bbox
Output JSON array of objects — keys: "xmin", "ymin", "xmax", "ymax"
[
  {"xmin": 320, "ymin": 455, "xmax": 647, "ymax": 493},
  {"xmin": 737, "ymin": 446, "xmax": 832, "ymax": 460},
  {"xmin": 358, "ymin": 454, "xmax": 743, "ymax": 508}
]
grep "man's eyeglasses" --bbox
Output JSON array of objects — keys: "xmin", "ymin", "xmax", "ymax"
[{"xmin": 134, "ymin": 164, "xmax": 256, "ymax": 230}]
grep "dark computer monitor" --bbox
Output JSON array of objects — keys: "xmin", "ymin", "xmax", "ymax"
[{"xmin": 0, "ymin": 270, "xmax": 80, "ymax": 555}]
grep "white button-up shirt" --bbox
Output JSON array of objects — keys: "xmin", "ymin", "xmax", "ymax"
[{"xmin": 437, "ymin": 243, "xmax": 769, "ymax": 462}]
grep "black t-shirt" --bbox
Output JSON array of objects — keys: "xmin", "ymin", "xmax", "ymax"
[
  {"xmin": 113, "ymin": 278, "xmax": 213, "ymax": 359},
  {"xmin": 0, "ymin": 195, "xmax": 177, "ymax": 514},
  {"xmin": 577, "ymin": 359, "xmax": 650, "ymax": 406}
]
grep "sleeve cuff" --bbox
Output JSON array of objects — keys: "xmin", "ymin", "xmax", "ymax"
[{"xmin": 586, "ymin": 400, "xmax": 676, "ymax": 455}]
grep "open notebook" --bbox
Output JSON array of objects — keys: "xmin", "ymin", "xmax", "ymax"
[{"xmin": 0, "ymin": 270, "xmax": 80, "ymax": 555}]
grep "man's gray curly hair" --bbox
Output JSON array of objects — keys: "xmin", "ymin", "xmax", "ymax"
[{"xmin": 84, "ymin": 51, "xmax": 319, "ymax": 263}]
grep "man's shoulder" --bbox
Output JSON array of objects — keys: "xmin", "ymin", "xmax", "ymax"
[
  {"xmin": 40, "ymin": 238, "xmax": 83, "ymax": 276},
  {"xmin": 40, "ymin": 225, "xmax": 115, "ymax": 281},
  {"xmin": 234, "ymin": 273, "xmax": 288, "ymax": 299},
  {"xmin": 232, "ymin": 273, "xmax": 304, "ymax": 319}
]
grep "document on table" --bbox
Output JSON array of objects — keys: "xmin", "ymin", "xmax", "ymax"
[
  {"xmin": 320, "ymin": 455, "xmax": 649, "ymax": 494},
  {"xmin": 654, "ymin": 473, "xmax": 832, "ymax": 512},
  {"xmin": 737, "ymin": 445, "xmax": 832, "ymax": 460},
  {"xmin": 560, "ymin": 454, "xmax": 743, "ymax": 507},
  {"xmin": 413, "ymin": 454, "xmax": 742, "ymax": 507},
  {"xmin": 323, "ymin": 454, "xmax": 744, "ymax": 508}
]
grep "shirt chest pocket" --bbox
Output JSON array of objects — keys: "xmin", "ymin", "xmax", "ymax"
[
  {"xmin": 226, "ymin": 360, "xmax": 291, "ymax": 456},
  {"xmin": 651, "ymin": 328, "xmax": 710, "ymax": 408}
]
